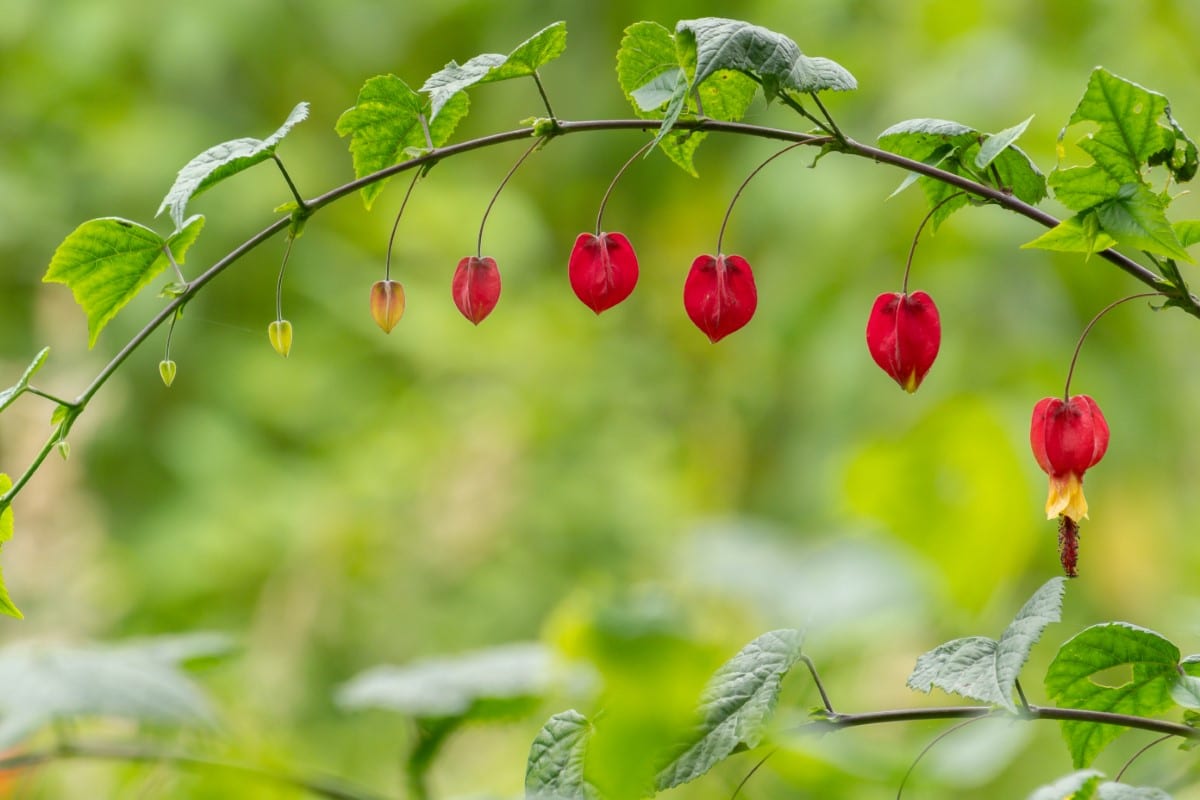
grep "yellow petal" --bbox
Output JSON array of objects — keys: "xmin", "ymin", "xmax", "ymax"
[{"xmin": 1045, "ymin": 473, "xmax": 1088, "ymax": 521}]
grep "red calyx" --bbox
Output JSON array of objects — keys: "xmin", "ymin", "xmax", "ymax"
[
  {"xmin": 683, "ymin": 254, "xmax": 758, "ymax": 343},
  {"xmin": 568, "ymin": 232, "xmax": 639, "ymax": 314},
  {"xmin": 865, "ymin": 291, "xmax": 941, "ymax": 393},
  {"xmin": 452, "ymin": 256, "xmax": 501, "ymax": 325}
]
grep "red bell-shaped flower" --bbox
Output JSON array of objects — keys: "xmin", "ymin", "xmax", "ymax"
[
  {"xmin": 683, "ymin": 254, "xmax": 758, "ymax": 342},
  {"xmin": 865, "ymin": 291, "xmax": 941, "ymax": 392},
  {"xmin": 452, "ymin": 256, "xmax": 501, "ymax": 325},
  {"xmin": 1030, "ymin": 394, "xmax": 1110, "ymax": 522},
  {"xmin": 568, "ymin": 232, "xmax": 639, "ymax": 314}
]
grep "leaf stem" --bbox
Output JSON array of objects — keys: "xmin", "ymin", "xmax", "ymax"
[
  {"xmin": 902, "ymin": 191, "xmax": 966, "ymax": 293},
  {"xmin": 476, "ymin": 137, "xmax": 545, "ymax": 258},
  {"xmin": 776, "ymin": 92, "xmax": 834, "ymax": 136},
  {"xmin": 1014, "ymin": 678, "xmax": 1032, "ymax": 714},
  {"xmin": 717, "ymin": 141, "xmax": 808, "ymax": 254},
  {"xmin": 418, "ymin": 113, "xmax": 434, "ymax": 151},
  {"xmin": 531, "ymin": 71, "xmax": 557, "ymax": 120},
  {"xmin": 385, "ymin": 171, "xmax": 423, "ymax": 281},
  {"xmin": 163, "ymin": 244, "xmax": 187, "ymax": 285},
  {"xmin": 594, "ymin": 139, "xmax": 656, "ymax": 236},
  {"xmin": 800, "ymin": 654, "xmax": 835, "ymax": 714},
  {"xmin": 24, "ymin": 387, "xmax": 75, "ymax": 407},
  {"xmin": 1063, "ymin": 292, "xmax": 1163, "ymax": 399},
  {"xmin": 0, "ymin": 740, "xmax": 392, "ymax": 800},
  {"xmin": 273, "ymin": 154, "xmax": 308, "ymax": 212},
  {"xmin": 807, "ymin": 92, "xmax": 844, "ymax": 141}
]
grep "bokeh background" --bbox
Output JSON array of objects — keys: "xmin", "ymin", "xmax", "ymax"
[{"xmin": 3, "ymin": 0, "xmax": 1200, "ymax": 797}]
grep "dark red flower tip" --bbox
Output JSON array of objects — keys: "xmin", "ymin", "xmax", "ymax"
[
  {"xmin": 452, "ymin": 256, "xmax": 501, "ymax": 325},
  {"xmin": 865, "ymin": 291, "xmax": 941, "ymax": 393},
  {"xmin": 683, "ymin": 254, "xmax": 758, "ymax": 343},
  {"xmin": 568, "ymin": 232, "xmax": 639, "ymax": 314},
  {"xmin": 1030, "ymin": 394, "xmax": 1110, "ymax": 521}
]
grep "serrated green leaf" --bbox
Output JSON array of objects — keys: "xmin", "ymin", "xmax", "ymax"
[
  {"xmin": 335, "ymin": 643, "xmax": 553, "ymax": 720},
  {"xmin": 878, "ymin": 117, "xmax": 1045, "ymax": 229},
  {"xmin": 908, "ymin": 578, "xmax": 1065, "ymax": 712},
  {"xmin": 0, "ymin": 637, "xmax": 220, "ymax": 745},
  {"xmin": 1023, "ymin": 212, "xmax": 1118, "ymax": 255},
  {"xmin": 1170, "ymin": 655, "xmax": 1200, "ymax": 709},
  {"xmin": 525, "ymin": 710, "xmax": 598, "ymax": 800},
  {"xmin": 676, "ymin": 18, "xmax": 856, "ymax": 95},
  {"xmin": 1175, "ymin": 220, "xmax": 1200, "ymax": 248},
  {"xmin": 1028, "ymin": 770, "xmax": 1104, "ymax": 800},
  {"xmin": 1066, "ymin": 68, "xmax": 1174, "ymax": 184},
  {"xmin": 157, "ymin": 102, "xmax": 308, "ymax": 231},
  {"xmin": 1050, "ymin": 165, "xmax": 1124, "ymax": 211},
  {"xmin": 421, "ymin": 21, "xmax": 566, "ymax": 123},
  {"xmin": 655, "ymin": 629, "xmax": 803, "ymax": 791},
  {"xmin": 0, "ymin": 347, "xmax": 50, "ymax": 414},
  {"xmin": 1045, "ymin": 622, "xmax": 1181, "ymax": 768},
  {"xmin": 1095, "ymin": 183, "xmax": 1191, "ymax": 260},
  {"xmin": 977, "ymin": 115, "xmax": 1033, "ymax": 169},
  {"xmin": 336, "ymin": 75, "xmax": 468, "ymax": 209},
  {"xmin": 44, "ymin": 215, "xmax": 204, "ymax": 348},
  {"xmin": 617, "ymin": 21, "xmax": 680, "ymax": 115}
]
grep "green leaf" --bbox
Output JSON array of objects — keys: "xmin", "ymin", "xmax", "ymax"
[
  {"xmin": 421, "ymin": 21, "xmax": 566, "ymax": 123},
  {"xmin": 0, "ymin": 347, "xmax": 50, "ymax": 414},
  {"xmin": 525, "ymin": 710, "xmax": 598, "ymax": 800},
  {"xmin": 1065, "ymin": 68, "xmax": 1174, "ymax": 184},
  {"xmin": 615, "ymin": 21, "xmax": 757, "ymax": 175},
  {"xmin": 157, "ymin": 102, "xmax": 308, "ymax": 231},
  {"xmin": 0, "ymin": 474, "xmax": 17, "ymax": 619},
  {"xmin": 336, "ymin": 642, "xmax": 553, "ymax": 720},
  {"xmin": 977, "ymin": 115, "xmax": 1033, "ymax": 169},
  {"xmin": 1095, "ymin": 183, "xmax": 1191, "ymax": 260},
  {"xmin": 908, "ymin": 578, "xmax": 1065, "ymax": 712},
  {"xmin": 1157, "ymin": 107, "xmax": 1198, "ymax": 183},
  {"xmin": 1170, "ymin": 655, "xmax": 1200, "ymax": 709},
  {"xmin": 1174, "ymin": 220, "xmax": 1200, "ymax": 248},
  {"xmin": 1045, "ymin": 622, "xmax": 1181, "ymax": 767},
  {"xmin": 675, "ymin": 17, "xmax": 856, "ymax": 95},
  {"xmin": 0, "ymin": 636, "xmax": 222, "ymax": 745},
  {"xmin": 655, "ymin": 629, "xmax": 803, "ymax": 791},
  {"xmin": 1049, "ymin": 165, "xmax": 1125, "ymax": 212},
  {"xmin": 878, "ymin": 118, "xmax": 1046, "ymax": 229},
  {"xmin": 1028, "ymin": 770, "xmax": 1104, "ymax": 800},
  {"xmin": 1023, "ymin": 211, "xmax": 1118, "ymax": 255},
  {"xmin": 44, "ymin": 216, "xmax": 204, "ymax": 348},
  {"xmin": 336, "ymin": 75, "xmax": 468, "ymax": 209}
]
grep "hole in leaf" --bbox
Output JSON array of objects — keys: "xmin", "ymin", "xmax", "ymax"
[{"xmin": 1089, "ymin": 663, "xmax": 1134, "ymax": 688}]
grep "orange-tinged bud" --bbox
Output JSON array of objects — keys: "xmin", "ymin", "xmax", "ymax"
[
  {"xmin": 268, "ymin": 319, "xmax": 293, "ymax": 357},
  {"xmin": 370, "ymin": 280, "xmax": 406, "ymax": 333},
  {"xmin": 159, "ymin": 359, "xmax": 177, "ymax": 387}
]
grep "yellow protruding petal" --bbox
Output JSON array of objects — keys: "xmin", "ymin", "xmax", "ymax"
[
  {"xmin": 1045, "ymin": 473, "xmax": 1088, "ymax": 521},
  {"xmin": 903, "ymin": 370, "xmax": 918, "ymax": 393}
]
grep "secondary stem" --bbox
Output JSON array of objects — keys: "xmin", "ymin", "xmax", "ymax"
[
  {"xmin": 385, "ymin": 172, "xmax": 423, "ymax": 281},
  {"xmin": 901, "ymin": 192, "xmax": 966, "ymax": 293},
  {"xmin": 4, "ymin": 117, "xmax": 1192, "ymax": 512},
  {"xmin": 716, "ymin": 140, "xmax": 808, "ymax": 254},
  {"xmin": 593, "ymin": 139, "xmax": 656, "ymax": 236},
  {"xmin": 531, "ymin": 71, "xmax": 556, "ymax": 120},
  {"xmin": 273, "ymin": 154, "xmax": 308, "ymax": 212}
]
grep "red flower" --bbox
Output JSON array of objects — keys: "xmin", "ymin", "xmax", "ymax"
[
  {"xmin": 370, "ymin": 279, "xmax": 406, "ymax": 333},
  {"xmin": 452, "ymin": 256, "xmax": 501, "ymax": 325},
  {"xmin": 865, "ymin": 291, "xmax": 941, "ymax": 393},
  {"xmin": 568, "ymin": 232, "xmax": 639, "ymax": 313},
  {"xmin": 683, "ymin": 254, "xmax": 758, "ymax": 342},
  {"xmin": 1030, "ymin": 394, "xmax": 1110, "ymax": 522}
]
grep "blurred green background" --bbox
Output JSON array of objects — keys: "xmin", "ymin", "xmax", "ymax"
[{"xmin": 3, "ymin": 0, "xmax": 1200, "ymax": 797}]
